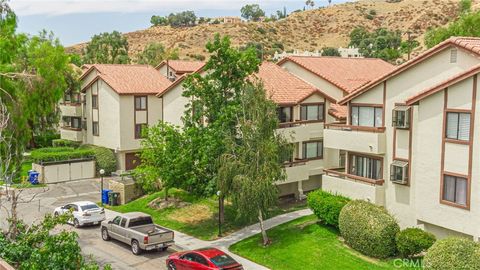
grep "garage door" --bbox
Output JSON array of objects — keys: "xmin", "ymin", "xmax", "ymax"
[{"xmin": 125, "ymin": 152, "xmax": 141, "ymax": 171}]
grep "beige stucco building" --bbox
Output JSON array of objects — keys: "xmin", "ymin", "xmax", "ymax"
[{"xmin": 321, "ymin": 37, "xmax": 480, "ymax": 240}]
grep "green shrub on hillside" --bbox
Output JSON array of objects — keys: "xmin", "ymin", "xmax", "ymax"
[
  {"xmin": 396, "ymin": 228, "xmax": 436, "ymax": 258},
  {"xmin": 307, "ymin": 190, "xmax": 350, "ymax": 228},
  {"xmin": 423, "ymin": 237, "xmax": 480, "ymax": 270},
  {"xmin": 79, "ymin": 145, "xmax": 117, "ymax": 176},
  {"xmin": 338, "ymin": 200, "xmax": 400, "ymax": 258}
]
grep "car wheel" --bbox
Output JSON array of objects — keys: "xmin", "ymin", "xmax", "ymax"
[
  {"xmin": 160, "ymin": 247, "xmax": 168, "ymax": 252},
  {"xmin": 54, "ymin": 211, "xmax": 59, "ymax": 218},
  {"xmin": 73, "ymin": 219, "xmax": 80, "ymax": 228},
  {"xmin": 167, "ymin": 261, "xmax": 176, "ymax": 270},
  {"xmin": 101, "ymin": 227, "xmax": 110, "ymax": 241},
  {"xmin": 131, "ymin": 240, "xmax": 142, "ymax": 255}
]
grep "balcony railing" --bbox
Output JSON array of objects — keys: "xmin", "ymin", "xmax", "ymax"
[
  {"xmin": 282, "ymin": 159, "xmax": 307, "ymax": 167},
  {"xmin": 323, "ymin": 168, "xmax": 385, "ymax": 185},
  {"xmin": 324, "ymin": 123, "xmax": 385, "ymax": 133},
  {"xmin": 279, "ymin": 119, "xmax": 324, "ymax": 129}
]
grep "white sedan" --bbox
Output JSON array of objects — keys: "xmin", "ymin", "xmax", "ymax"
[{"xmin": 54, "ymin": 201, "xmax": 106, "ymax": 227}]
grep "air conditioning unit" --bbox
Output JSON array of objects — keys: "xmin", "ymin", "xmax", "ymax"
[{"xmin": 390, "ymin": 160, "xmax": 408, "ymax": 185}]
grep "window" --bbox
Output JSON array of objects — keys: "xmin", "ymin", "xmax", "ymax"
[
  {"xmin": 135, "ymin": 96, "xmax": 147, "ymax": 110},
  {"xmin": 92, "ymin": 94, "xmax": 98, "ymax": 109},
  {"xmin": 135, "ymin": 124, "xmax": 147, "ymax": 139},
  {"xmin": 120, "ymin": 218, "xmax": 127, "ymax": 228},
  {"xmin": 92, "ymin": 121, "xmax": 99, "ymax": 136},
  {"xmin": 392, "ymin": 106, "xmax": 410, "ymax": 129},
  {"xmin": 351, "ymin": 106, "xmax": 383, "ymax": 127},
  {"xmin": 390, "ymin": 160, "xmax": 408, "ymax": 184},
  {"xmin": 112, "ymin": 216, "xmax": 121, "ymax": 225},
  {"xmin": 302, "ymin": 141, "xmax": 323, "ymax": 159},
  {"xmin": 71, "ymin": 117, "xmax": 81, "ymax": 129},
  {"xmin": 277, "ymin": 106, "xmax": 292, "ymax": 123},
  {"xmin": 446, "ymin": 112, "xmax": 470, "ymax": 141},
  {"xmin": 443, "ymin": 175, "xmax": 468, "ymax": 206},
  {"xmin": 300, "ymin": 103, "xmax": 324, "ymax": 121},
  {"xmin": 349, "ymin": 154, "xmax": 382, "ymax": 180}
]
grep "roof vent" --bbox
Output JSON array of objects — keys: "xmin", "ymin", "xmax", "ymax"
[{"xmin": 450, "ymin": 48, "xmax": 458, "ymax": 63}]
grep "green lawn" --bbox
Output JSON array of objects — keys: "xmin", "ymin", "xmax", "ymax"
[
  {"xmin": 230, "ymin": 215, "xmax": 421, "ymax": 270},
  {"xmin": 109, "ymin": 189, "xmax": 306, "ymax": 241}
]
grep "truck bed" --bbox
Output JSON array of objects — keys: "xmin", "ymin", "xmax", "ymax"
[{"xmin": 131, "ymin": 224, "xmax": 171, "ymax": 235}]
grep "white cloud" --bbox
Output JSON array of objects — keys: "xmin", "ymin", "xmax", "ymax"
[{"xmin": 10, "ymin": 0, "xmax": 307, "ymax": 16}]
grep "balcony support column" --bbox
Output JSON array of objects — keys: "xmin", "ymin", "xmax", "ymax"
[{"xmin": 296, "ymin": 180, "xmax": 306, "ymax": 200}]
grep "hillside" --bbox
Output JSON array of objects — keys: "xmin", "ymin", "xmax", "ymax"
[{"xmin": 68, "ymin": 0, "xmax": 477, "ymax": 61}]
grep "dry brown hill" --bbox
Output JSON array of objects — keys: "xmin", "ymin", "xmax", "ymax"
[{"xmin": 68, "ymin": 0, "xmax": 477, "ymax": 61}]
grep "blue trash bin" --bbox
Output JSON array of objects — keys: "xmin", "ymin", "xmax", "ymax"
[
  {"xmin": 102, "ymin": 189, "xmax": 112, "ymax": 204},
  {"xmin": 28, "ymin": 171, "xmax": 39, "ymax": 185}
]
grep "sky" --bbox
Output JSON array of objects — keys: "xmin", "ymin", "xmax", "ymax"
[{"xmin": 10, "ymin": 0, "xmax": 350, "ymax": 46}]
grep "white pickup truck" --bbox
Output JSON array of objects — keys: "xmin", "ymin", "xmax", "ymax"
[{"xmin": 101, "ymin": 212, "xmax": 175, "ymax": 255}]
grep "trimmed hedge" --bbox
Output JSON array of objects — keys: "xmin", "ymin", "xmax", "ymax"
[
  {"xmin": 396, "ymin": 228, "xmax": 436, "ymax": 258},
  {"xmin": 307, "ymin": 190, "xmax": 350, "ymax": 228},
  {"xmin": 52, "ymin": 139, "xmax": 81, "ymax": 148},
  {"xmin": 338, "ymin": 200, "xmax": 400, "ymax": 258},
  {"xmin": 423, "ymin": 237, "xmax": 480, "ymax": 270},
  {"xmin": 79, "ymin": 145, "xmax": 117, "ymax": 176},
  {"xmin": 30, "ymin": 147, "xmax": 94, "ymax": 163}
]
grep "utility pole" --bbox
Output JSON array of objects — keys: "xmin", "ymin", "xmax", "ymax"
[{"xmin": 406, "ymin": 31, "xmax": 412, "ymax": 61}]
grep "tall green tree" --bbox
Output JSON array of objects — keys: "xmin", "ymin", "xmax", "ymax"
[
  {"xmin": 425, "ymin": 9, "xmax": 480, "ymax": 48},
  {"xmin": 321, "ymin": 47, "xmax": 341, "ymax": 56},
  {"xmin": 240, "ymin": 4, "xmax": 265, "ymax": 21},
  {"xmin": 218, "ymin": 82, "xmax": 289, "ymax": 246},
  {"xmin": 136, "ymin": 42, "xmax": 179, "ymax": 66},
  {"xmin": 134, "ymin": 122, "xmax": 193, "ymax": 198},
  {"xmin": 83, "ymin": 31, "xmax": 130, "ymax": 64},
  {"xmin": 150, "ymin": 15, "xmax": 169, "ymax": 26},
  {"xmin": 180, "ymin": 34, "xmax": 260, "ymax": 196},
  {"xmin": 0, "ymin": 0, "xmax": 74, "ymax": 182}
]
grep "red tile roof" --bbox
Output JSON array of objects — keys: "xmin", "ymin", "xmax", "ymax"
[
  {"xmin": 278, "ymin": 56, "xmax": 394, "ymax": 94},
  {"xmin": 155, "ymin": 60, "xmax": 205, "ymax": 73},
  {"xmin": 255, "ymin": 62, "xmax": 336, "ymax": 104},
  {"xmin": 406, "ymin": 63, "xmax": 480, "ymax": 105},
  {"xmin": 328, "ymin": 104, "xmax": 347, "ymax": 120},
  {"xmin": 80, "ymin": 64, "xmax": 172, "ymax": 95},
  {"xmin": 339, "ymin": 37, "xmax": 480, "ymax": 105}
]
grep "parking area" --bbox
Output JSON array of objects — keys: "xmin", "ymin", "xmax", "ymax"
[{"xmin": 0, "ymin": 178, "xmax": 176, "ymax": 270}]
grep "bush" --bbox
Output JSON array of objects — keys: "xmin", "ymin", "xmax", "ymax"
[
  {"xmin": 307, "ymin": 190, "xmax": 350, "ymax": 228},
  {"xmin": 423, "ymin": 237, "xmax": 480, "ymax": 270},
  {"xmin": 32, "ymin": 132, "xmax": 60, "ymax": 148},
  {"xmin": 52, "ymin": 139, "xmax": 81, "ymax": 148},
  {"xmin": 79, "ymin": 145, "xmax": 117, "ymax": 176},
  {"xmin": 338, "ymin": 200, "xmax": 400, "ymax": 258},
  {"xmin": 396, "ymin": 228, "xmax": 436, "ymax": 258},
  {"xmin": 30, "ymin": 147, "xmax": 95, "ymax": 163}
]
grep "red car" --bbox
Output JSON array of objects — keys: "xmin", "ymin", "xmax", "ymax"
[{"xmin": 166, "ymin": 247, "xmax": 243, "ymax": 270}]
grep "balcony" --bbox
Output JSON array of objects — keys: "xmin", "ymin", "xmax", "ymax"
[
  {"xmin": 322, "ymin": 168, "xmax": 385, "ymax": 205},
  {"xmin": 60, "ymin": 127, "xmax": 83, "ymax": 142},
  {"xmin": 277, "ymin": 120, "xmax": 324, "ymax": 143},
  {"xmin": 60, "ymin": 103, "xmax": 82, "ymax": 117},
  {"xmin": 279, "ymin": 159, "xmax": 309, "ymax": 184},
  {"xmin": 324, "ymin": 124, "xmax": 386, "ymax": 154}
]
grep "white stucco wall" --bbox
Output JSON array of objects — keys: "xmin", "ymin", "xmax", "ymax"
[{"xmin": 162, "ymin": 84, "xmax": 189, "ymax": 127}]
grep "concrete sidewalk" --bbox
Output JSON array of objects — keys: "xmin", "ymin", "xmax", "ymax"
[{"xmin": 105, "ymin": 208, "xmax": 313, "ymax": 270}]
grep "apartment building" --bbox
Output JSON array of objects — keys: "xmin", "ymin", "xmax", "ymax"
[
  {"xmin": 321, "ymin": 37, "xmax": 480, "ymax": 240},
  {"xmin": 60, "ymin": 64, "xmax": 170, "ymax": 171},
  {"xmin": 155, "ymin": 59, "xmax": 394, "ymax": 199},
  {"xmin": 156, "ymin": 60, "xmax": 205, "ymax": 81}
]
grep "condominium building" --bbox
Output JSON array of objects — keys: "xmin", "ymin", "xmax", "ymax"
[
  {"xmin": 60, "ymin": 64, "xmax": 170, "ymax": 171},
  {"xmin": 321, "ymin": 37, "xmax": 480, "ymax": 240}
]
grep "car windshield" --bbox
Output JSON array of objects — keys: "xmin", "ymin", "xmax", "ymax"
[
  {"xmin": 209, "ymin": 254, "xmax": 237, "ymax": 267},
  {"xmin": 80, "ymin": 204, "xmax": 99, "ymax": 211},
  {"xmin": 128, "ymin": 216, "xmax": 153, "ymax": 227}
]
